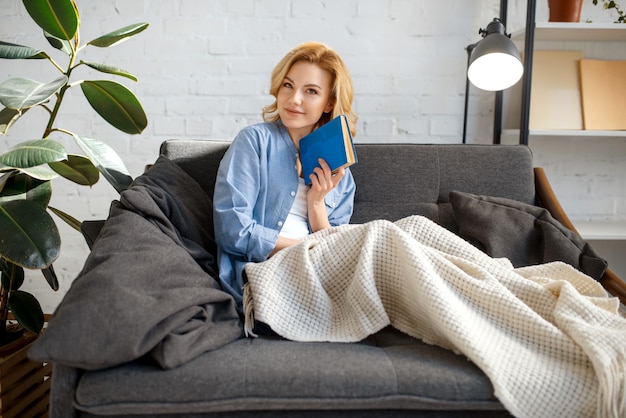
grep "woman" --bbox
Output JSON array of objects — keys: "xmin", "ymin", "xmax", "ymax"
[{"xmin": 213, "ymin": 42, "xmax": 358, "ymax": 311}]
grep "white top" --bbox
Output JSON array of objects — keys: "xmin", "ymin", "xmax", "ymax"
[{"xmin": 280, "ymin": 178, "xmax": 309, "ymax": 239}]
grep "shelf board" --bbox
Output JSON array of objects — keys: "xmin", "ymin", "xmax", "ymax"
[
  {"xmin": 574, "ymin": 220, "xmax": 626, "ymax": 240},
  {"xmin": 511, "ymin": 22, "xmax": 626, "ymax": 43},
  {"xmin": 502, "ymin": 129, "xmax": 626, "ymax": 140}
]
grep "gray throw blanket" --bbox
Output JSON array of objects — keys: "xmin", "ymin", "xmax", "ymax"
[{"xmin": 30, "ymin": 156, "xmax": 243, "ymax": 370}]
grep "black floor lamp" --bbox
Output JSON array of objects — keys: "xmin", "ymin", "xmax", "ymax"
[{"xmin": 462, "ymin": 17, "xmax": 523, "ymax": 144}]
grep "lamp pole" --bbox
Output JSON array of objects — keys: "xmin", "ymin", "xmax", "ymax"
[
  {"xmin": 493, "ymin": 0, "xmax": 509, "ymax": 144},
  {"xmin": 462, "ymin": 43, "xmax": 476, "ymax": 144},
  {"xmin": 519, "ymin": 0, "xmax": 537, "ymax": 145}
]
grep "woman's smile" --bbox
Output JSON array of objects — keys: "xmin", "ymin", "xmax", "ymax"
[{"xmin": 284, "ymin": 107, "xmax": 305, "ymax": 116}]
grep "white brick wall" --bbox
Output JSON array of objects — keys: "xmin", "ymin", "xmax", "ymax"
[{"xmin": 1, "ymin": 0, "xmax": 623, "ymax": 312}]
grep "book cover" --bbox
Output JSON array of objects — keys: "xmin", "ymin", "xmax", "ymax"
[
  {"xmin": 299, "ymin": 114, "xmax": 357, "ymax": 185},
  {"xmin": 579, "ymin": 59, "xmax": 626, "ymax": 130},
  {"xmin": 529, "ymin": 50, "xmax": 583, "ymax": 130}
]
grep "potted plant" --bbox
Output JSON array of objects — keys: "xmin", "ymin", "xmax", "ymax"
[
  {"xmin": 547, "ymin": 0, "xmax": 584, "ymax": 22},
  {"xmin": 0, "ymin": 0, "xmax": 148, "ymax": 349},
  {"xmin": 1, "ymin": 1, "xmax": 148, "ymax": 414},
  {"xmin": 592, "ymin": 0, "xmax": 626, "ymax": 23}
]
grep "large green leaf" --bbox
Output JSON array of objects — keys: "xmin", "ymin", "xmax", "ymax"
[
  {"xmin": 0, "ymin": 172, "xmax": 10, "ymax": 193},
  {"xmin": 0, "ymin": 200, "xmax": 60, "ymax": 269},
  {"xmin": 44, "ymin": 31, "xmax": 72, "ymax": 55},
  {"xmin": 22, "ymin": 0, "xmax": 79, "ymax": 41},
  {"xmin": 1, "ymin": 260, "xmax": 25, "ymax": 291},
  {"xmin": 17, "ymin": 165, "xmax": 59, "ymax": 181},
  {"xmin": 80, "ymin": 80, "xmax": 147, "ymax": 134},
  {"xmin": 49, "ymin": 206, "xmax": 81, "ymax": 233},
  {"xmin": 0, "ymin": 139, "xmax": 67, "ymax": 169},
  {"xmin": 8, "ymin": 290, "xmax": 45, "ymax": 334},
  {"xmin": 0, "ymin": 41, "xmax": 48, "ymax": 59},
  {"xmin": 49, "ymin": 154, "xmax": 100, "ymax": 186},
  {"xmin": 73, "ymin": 135, "xmax": 133, "ymax": 193},
  {"xmin": 0, "ymin": 166, "xmax": 58, "ymax": 183},
  {"xmin": 0, "ymin": 76, "xmax": 67, "ymax": 110},
  {"xmin": 41, "ymin": 264, "xmax": 59, "ymax": 291},
  {"xmin": 0, "ymin": 172, "xmax": 52, "ymax": 207},
  {"xmin": 0, "ymin": 107, "xmax": 25, "ymax": 134},
  {"xmin": 87, "ymin": 22, "xmax": 149, "ymax": 48},
  {"xmin": 81, "ymin": 61, "xmax": 138, "ymax": 82}
]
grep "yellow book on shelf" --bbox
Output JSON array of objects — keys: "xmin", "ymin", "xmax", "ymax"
[
  {"xmin": 579, "ymin": 59, "xmax": 626, "ymax": 130},
  {"xmin": 529, "ymin": 50, "xmax": 583, "ymax": 130}
]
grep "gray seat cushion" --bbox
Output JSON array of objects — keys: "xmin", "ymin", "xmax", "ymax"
[{"xmin": 74, "ymin": 327, "xmax": 508, "ymax": 416}]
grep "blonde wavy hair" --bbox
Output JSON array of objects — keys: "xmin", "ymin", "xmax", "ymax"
[{"xmin": 262, "ymin": 42, "xmax": 358, "ymax": 137}]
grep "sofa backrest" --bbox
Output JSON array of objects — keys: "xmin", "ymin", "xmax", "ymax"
[{"xmin": 160, "ymin": 140, "xmax": 536, "ymax": 232}]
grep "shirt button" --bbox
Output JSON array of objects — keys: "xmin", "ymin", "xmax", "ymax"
[
  {"xmin": 290, "ymin": 191, "xmax": 296, "ymax": 196},
  {"xmin": 277, "ymin": 221, "xmax": 283, "ymax": 227}
]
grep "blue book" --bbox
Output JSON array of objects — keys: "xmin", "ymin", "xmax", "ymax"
[{"xmin": 299, "ymin": 114, "xmax": 357, "ymax": 185}]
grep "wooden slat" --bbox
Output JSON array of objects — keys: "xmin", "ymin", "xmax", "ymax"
[
  {"xmin": 2, "ymin": 377, "xmax": 50, "ymax": 418},
  {"xmin": 0, "ymin": 334, "xmax": 37, "ymax": 374},
  {"xmin": 0, "ymin": 363, "xmax": 51, "ymax": 408},
  {"xmin": 0, "ymin": 340, "xmax": 50, "ymax": 418}
]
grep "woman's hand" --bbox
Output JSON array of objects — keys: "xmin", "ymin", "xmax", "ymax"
[
  {"xmin": 309, "ymin": 158, "xmax": 345, "ymax": 194},
  {"xmin": 307, "ymin": 158, "xmax": 344, "ymax": 232}
]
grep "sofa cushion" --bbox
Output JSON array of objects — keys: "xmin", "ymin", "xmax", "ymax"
[
  {"xmin": 159, "ymin": 141, "xmax": 535, "ymax": 232},
  {"xmin": 73, "ymin": 327, "xmax": 507, "ymax": 416},
  {"xmin": 349, "ymin": 144, "xmax": 535, "ymax": 232},
  {"xmin": 159, "ymin": 139, "xmax": 230, "ymax": 198},
  {"xmin": 449, "ymin": 191, "xmax": 607, "ymax": 281}
]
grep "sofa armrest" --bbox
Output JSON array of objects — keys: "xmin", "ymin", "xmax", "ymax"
[{"xmin": 534, "ymin": 167, "xmax": 626, "ymax": 305}]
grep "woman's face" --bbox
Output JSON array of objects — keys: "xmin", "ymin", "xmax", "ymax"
[{"xmin": 277, "ymin": 60, "xmax": 334, "ymax": 143}]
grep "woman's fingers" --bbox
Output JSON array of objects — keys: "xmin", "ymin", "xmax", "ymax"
[{"xmin": 310, "ymin": 158, "xmax": 344, "ymax": 190}]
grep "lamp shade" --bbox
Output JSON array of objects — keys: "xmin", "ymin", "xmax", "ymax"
[{"xmin": 467, "ymin": 19, "xmax": 523, "ymax": 91}]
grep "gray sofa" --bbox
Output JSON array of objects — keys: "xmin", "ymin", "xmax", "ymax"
[{"xmin": 30, "ymin": 140, "xmax": 626, "ymax": 417}]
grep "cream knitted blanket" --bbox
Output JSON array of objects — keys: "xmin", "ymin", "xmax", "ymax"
[{"xmin": 243, "ymin": 216, "xmax": 626, "ymax": 418}]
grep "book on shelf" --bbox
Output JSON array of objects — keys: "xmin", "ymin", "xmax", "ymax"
[
  {"xmin": 299, "ymin": 114, "xmax": 357, "ymax": 185},
  {"xmin": 579, "ymin": 59, "xmax": 626, "ymax": 130},
  {"xmin": 529, "ymin": 50, "xmax": 583, "ymax": 130}
]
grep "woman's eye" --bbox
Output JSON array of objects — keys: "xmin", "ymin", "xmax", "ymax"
[
  {"xmin": 283, "ymin": 82, "xmax": 293, "ymax": 89},
  {"xmin": 306, "ymin": 89, "xmax": 318, "ymax": 95}
]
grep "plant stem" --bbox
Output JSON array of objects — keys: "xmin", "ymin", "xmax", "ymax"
[
  {"xmin": 44, "ymin": 89, "xmax": 68, "ymax": 139},
  {"xmin": 0, "ymin": 286, "xmax": 7, "ymax": 337},
  {"xmin": 48, "ymin": 57, "xmax": 65, "ymax": 74},
  {"xmin": 53, "ymin": 128, "xmax": 74, "ymax": 136},
  {"xmin": 0, "ymin": 259, "xmax": 10, "ymax": 336},
  {"xmin": 43, "ymin": 38, "xmax": 79, "ymax": 138}
]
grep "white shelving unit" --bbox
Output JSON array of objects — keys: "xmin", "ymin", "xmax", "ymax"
[
  {"xmin": 503, "ymin": 22, "xmax": 626, "ymax": 249},
  {"xmin": 504, "ymin": 22, "xmax": 626, "ymax": 142},
  {"xmin": 501, "ymin": 129, "xmax": 626, "ymax": 141},
  {"xmin": 512, "ymin": 22, "xmax": 626, "ymax": 42},
  {"xmin": 575, "ymin": 220, "xmax": 626, "ymax": 241}
]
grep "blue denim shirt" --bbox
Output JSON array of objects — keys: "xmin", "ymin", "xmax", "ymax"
[{"xmin": 213, "ymin": 121, "xmax": 356, "ymax": 311}]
